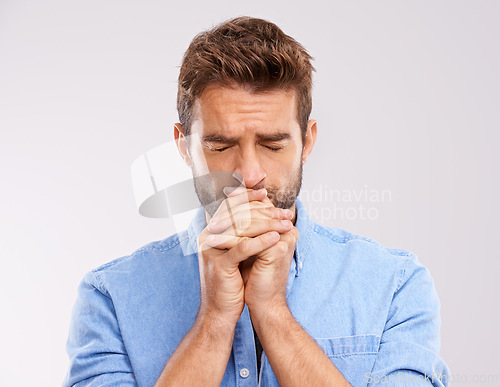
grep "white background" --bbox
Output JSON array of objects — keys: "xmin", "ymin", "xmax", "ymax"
[{"xmin": 1, "ymin": 1, "xmax": 498, "ymax": 385}]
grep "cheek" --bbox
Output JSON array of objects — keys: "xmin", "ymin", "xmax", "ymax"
[
  {"xmin": 276, "ymin": 146, "xmax": 302, "ymax": 168},
  {"xmin": 189, "ymin": 145, "xmax": 212, "ymax": 175},
  {"xmin": 267, "ymin": 149, "xmax": 302, "ymax": 180},
  {"xmin": 204, "ymin": 152, "xmax": 232, "ymax": 171}
]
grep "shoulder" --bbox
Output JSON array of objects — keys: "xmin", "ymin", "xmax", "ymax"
[
  {"xmin": 318, "ymin": 223, "xmax": 439, "ymax": 293},
  {"xmin": 307, "ymin": 222, "xmax": 440, "ymax": 316},
  {"xmin": 306, "ymin": 222, "xmax": 423, "ymax": 286},
  {"xmin": 312, "ymin": 222, "xmax": 416, "ymax": 259},
  {"xmin": 83, "ymin": 230, "xmax": 195, "ymax": 296},
  {"xmin": 97, "ymin": 229, "xmax": 189, "ymax": 269}
]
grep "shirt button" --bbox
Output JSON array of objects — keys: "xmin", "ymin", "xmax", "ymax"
[{"xmin": 239, "ymin": 368, "xmax": 250, "ymax": 378}]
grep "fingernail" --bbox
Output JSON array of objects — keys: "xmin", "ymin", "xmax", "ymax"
[
  {"xmin": 284, "ymin": 209, "xmax": 293, "ymax": 218},
  {"xmin": 281, "ymin": 219, "xmax": 291, "ymax": 227}
]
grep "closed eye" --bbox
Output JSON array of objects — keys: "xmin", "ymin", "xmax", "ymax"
[
  {"xmin": 208, "ymin": 144, "xmax": 283, "ymax": 152},
  {"xmin": 213, "ymin": 146, "xmax": 230, "ymax": 152},
  {"xmin": 205, "ymin": 141, "xmax": 232, "ymax": 152},
  {"xmin": 262, "ymin": 144, "xmax": 283, "ymax": 151}
]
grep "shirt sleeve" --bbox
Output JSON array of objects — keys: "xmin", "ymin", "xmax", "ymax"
[
  {"xmin": 63, "ymin": 271, "xmax": 137, "ymax": 386},
  {"xmin": 367, "ymin": 254, "xmax": 451, "ymax": 387}
]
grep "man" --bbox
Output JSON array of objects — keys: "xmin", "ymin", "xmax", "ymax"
[{"xmin": 65, "ymin": 17, "xmax": 450, "ymax": 386}]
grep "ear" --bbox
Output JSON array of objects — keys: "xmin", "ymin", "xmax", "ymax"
[
  {"xmin": 301, "ymin": 119, "xmax": 317, "ymax": 164},
  {"xmin": 174, "ymin": 123, "xmax": 192, "ymax": 167}
]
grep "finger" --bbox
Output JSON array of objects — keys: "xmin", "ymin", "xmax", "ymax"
[
  {"xmin": 257, "ymin": 227, "xmax": 299, "ymax": 262},
  {"xmin": 223, "ymin": 186, "xmax": 246, "ymax": 197},
  {"xmin": 223, "ymin": 188, "xmax": 267, "ymax": 214},
  {"xmin": 224, "ymin": 186, "xmax": 265, "ymax": 198},
  {"xmin": 257, "ymin": 239, "xmax": 291, "ymax": 264},
  {"xmin": 218, "ymin": 217, "xmax": 293, "ymax": 239},
  {"xmin": 210, "ymin": 188, "xmax": 267, "ymax": 222},
  {"xmin": 208, "ymin": 189, "xmax": 269, "ymax": 232},
  {"xmin": 230, "ymin": 205, "xmax": 293, "ymax": 221},
  {"xmin": 208, "ymin": 206, "xmax": 293, "ymax": 234},
  {"xmin": 261, "ymin": 192, "xmax": 275, "ymax": 206},
  {"xmin": 280, "ymin": 226, "xmax": 299, "ymax": 243},
  {"xmin": 204, "ymin": 223, "xmax": 297, "ymax": 251},
  {"xmin": 217, "ymin": 199, "xmax": 270, "ymax": 223},
  {"xmin": 200, "ymin": 201, "xmax": 275, "ymax": 241},
  {"xmin": 205, "ymin": 233, "xmax": 239, "ymax": 249},
  {"xmin": 226, "ymin": 231, "xmax": 281, "ymax": 263}
]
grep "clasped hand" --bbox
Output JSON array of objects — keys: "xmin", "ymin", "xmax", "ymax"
[{"xmin": 196, "ymin": 187, "xmax": 298, "ymax": 325}]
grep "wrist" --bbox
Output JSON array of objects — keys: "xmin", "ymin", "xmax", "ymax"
[
  {"xmin": 195, "ymin": 309, "xmax": 239, "ymax": 339},
  {"xmin": 248, "ymin": 300, "xmax": 291, "ymax": 332}
]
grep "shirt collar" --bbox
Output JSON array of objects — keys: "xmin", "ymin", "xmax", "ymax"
[{"xmin": 187, "ymin": 197, "xmax": 313, "ymax": 276}]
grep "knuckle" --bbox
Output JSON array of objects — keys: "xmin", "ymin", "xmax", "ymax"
[
  {"xmin": 252, "ymin": 208, "xmax": 268, "ymax": 219},
  {"xmin": 276, "ymin": 241, "xmax": 288, "ymax": 254},
  {"xmin": 259, "ymin": 232, "xmax": 272, "ymax": 246},
  {"xmin": 263, "ymin": 207, "xmax": 277, "ymax": 218},
  {"xmin": 237, "ymin": 237, "xmax": 251, "ymax": 252},
  {"xmin": 248, "ymin": 201, "xmax": 265, "ymax": 210},
  {"xmin": 236, "ymin": 216, "xmax": 251, "ymax": 230},
  {"xmin": 287, "ymin": 227, "xmax": 298, "ymax": 240},
  {"xmin": 251, "ymin": 207, "xmax": 264, "ymax": 215}
]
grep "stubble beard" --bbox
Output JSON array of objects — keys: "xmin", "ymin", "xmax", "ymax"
[{"xmin": 191, "ymin": 161, "xmax": 303, "ymax": 217}]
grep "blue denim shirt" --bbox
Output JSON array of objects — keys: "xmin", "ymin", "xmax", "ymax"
[{"xmin": 64, "ymin": 198, "xmax": 450, "ymax": 386}]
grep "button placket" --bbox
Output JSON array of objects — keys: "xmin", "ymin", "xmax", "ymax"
[{"xmin": 232, "ymin": 304, "xmax": 258, "ymax": 385}]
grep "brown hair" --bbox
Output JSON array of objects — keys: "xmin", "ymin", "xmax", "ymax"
[{"xmin": 177, "ymin": 16, "xmax": 315, "ymax": 142}]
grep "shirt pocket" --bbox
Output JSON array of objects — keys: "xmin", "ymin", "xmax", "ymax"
[{"xmin": 314, "ymin": 334, "xmax": 380, "ymax": 387}]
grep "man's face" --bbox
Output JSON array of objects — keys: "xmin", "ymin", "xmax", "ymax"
[{"xmin": 176, "ymin": 83, "xmax": 316, "ymax": 217}]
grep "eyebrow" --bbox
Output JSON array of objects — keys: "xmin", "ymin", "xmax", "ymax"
[
  {"xmin": 203, "ymin": 132, "xmax": 291, "ymax": 143},
  {"xmin": 203, "ymin": 135, "xmax": 237, "ymax": 143},
  {"xmin": 257, "ymin": 132, "xmax": 291, "ymax": 142}
]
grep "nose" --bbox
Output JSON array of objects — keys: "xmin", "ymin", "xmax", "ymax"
[{"xmin": 233, "ymin": 151, "xmax": 266, "ymax": 189}]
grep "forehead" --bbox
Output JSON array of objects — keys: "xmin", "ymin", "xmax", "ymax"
[{"xmin": 191, "ymin": 83, "xmax": 299, "ymax": 136}]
